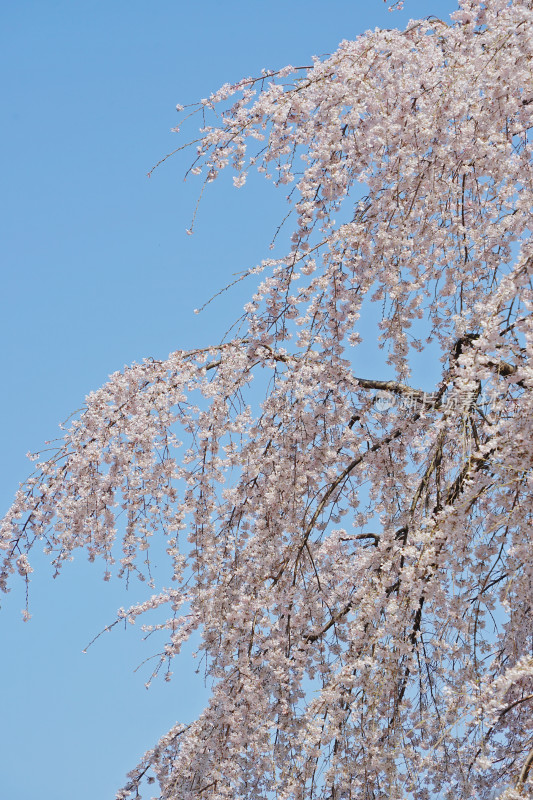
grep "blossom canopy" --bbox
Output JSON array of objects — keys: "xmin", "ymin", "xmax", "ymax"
[{"xmin": 2, "ymin": 1, "xmax": 533, "ymax": 798}]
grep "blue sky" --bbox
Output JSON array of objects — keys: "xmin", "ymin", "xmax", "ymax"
[{"xmin": 1, "ymin": 2, "xmax": 459, "ymax": 797}]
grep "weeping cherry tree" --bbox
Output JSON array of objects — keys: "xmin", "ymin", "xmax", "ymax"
[{"xmin": 2, "ymin": 0, "xmax": 533, "ymax": 797}]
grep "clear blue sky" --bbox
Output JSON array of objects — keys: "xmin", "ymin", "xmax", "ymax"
[{"xmin": 1, "ymin": 2, "xmax": 458, "ymax": 797}]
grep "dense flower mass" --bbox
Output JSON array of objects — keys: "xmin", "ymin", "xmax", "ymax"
[{"xmin": 2, "ymin": 1, "xmax": 533, "ymax": 798}]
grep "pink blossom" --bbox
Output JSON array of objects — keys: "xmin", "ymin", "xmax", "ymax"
[{"xmin": 3, "ymin": 2, "xmax": 533, "ymax": 798}]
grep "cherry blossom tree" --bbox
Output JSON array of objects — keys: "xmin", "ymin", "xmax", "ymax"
[{"xmin": 2, "ymin": 0, "xmax": 533, "ymax": 797}]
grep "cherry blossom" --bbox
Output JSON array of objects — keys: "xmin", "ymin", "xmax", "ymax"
[{"xmin": 2, "ymin": 1, "xmax": 533, "ymax": 797}]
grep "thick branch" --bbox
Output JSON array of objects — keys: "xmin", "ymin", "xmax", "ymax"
[{"xmin": 516, "ymin": 747, "xmax": 533, "ymax": 794}]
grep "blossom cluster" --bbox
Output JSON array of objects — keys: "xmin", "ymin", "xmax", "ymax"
[{"xmin": 2, "ymin": 1, "xmax": 533, "ymax": 798}]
